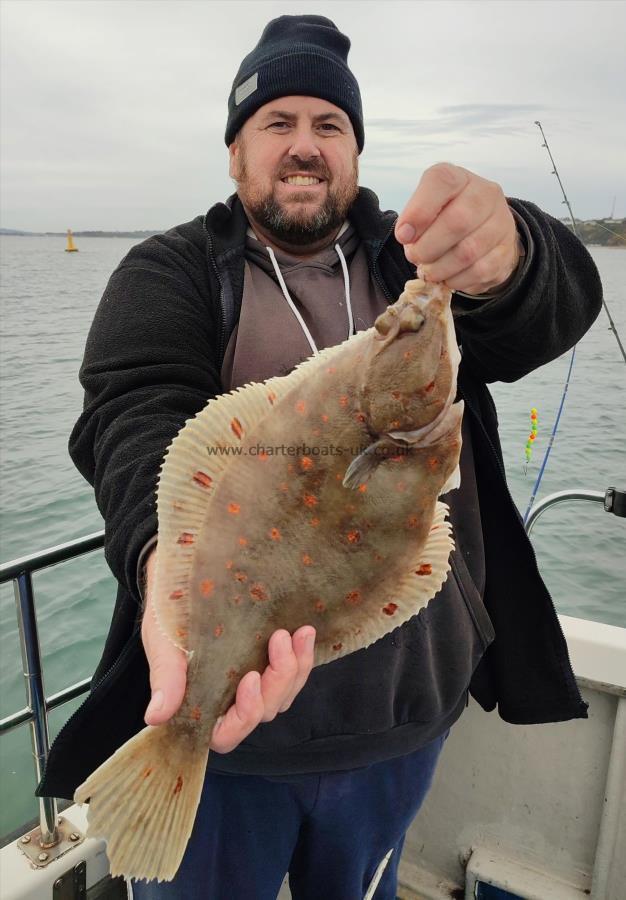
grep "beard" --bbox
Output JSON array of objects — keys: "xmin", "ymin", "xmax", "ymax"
[{"xmin": 235, "ymin": 152, "xmax": 359, "ymax": 246}]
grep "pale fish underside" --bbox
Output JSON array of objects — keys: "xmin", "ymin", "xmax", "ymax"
[{"xmin": 74, "ymin": 277, "xmax": 463, "ymax": 882}]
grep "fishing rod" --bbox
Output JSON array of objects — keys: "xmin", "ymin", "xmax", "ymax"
[
  {"xmin": 523, "ymin": 123, "xmax": 625, "ymax": 524},
  {"xmin": 534, "ymin": 121, "xmax": 626, "ymax": 365}
]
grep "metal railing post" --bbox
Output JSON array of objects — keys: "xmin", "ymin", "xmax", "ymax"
[{"xmin": 13, "ymin": 569, "xmax": 58, "ymax": 846}]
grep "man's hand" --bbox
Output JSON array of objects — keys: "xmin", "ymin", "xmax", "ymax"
[
  {"xmin": 395, "ymin": 163, "xmax": 522, "ymax": 295},
  {"xmin": 141, "ymin": 548, "xmax": 316, "ymax": 753}
]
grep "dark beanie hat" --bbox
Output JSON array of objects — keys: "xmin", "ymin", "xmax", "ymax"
[{"xmin": 225, "ymin": 15, "xmax": 364, "ymax": 152}]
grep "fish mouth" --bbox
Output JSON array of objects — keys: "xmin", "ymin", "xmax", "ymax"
[{"xmin": 387, "ymin": 400, "xmax": 464, "ymax": 448}]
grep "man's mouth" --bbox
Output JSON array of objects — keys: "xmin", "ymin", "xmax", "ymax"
[{"xmin": 281, "ymin": 175, "xmax": 324, "ymax": 186}]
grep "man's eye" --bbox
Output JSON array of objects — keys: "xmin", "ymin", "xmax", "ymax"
[{"xmin": 269, "ymin": 121, "xmax": 290, "ymax": 129}]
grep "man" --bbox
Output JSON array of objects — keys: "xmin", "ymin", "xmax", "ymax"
[{"xmin": 38, "ymin": 14, "xmax": 602, "ymax": 900}]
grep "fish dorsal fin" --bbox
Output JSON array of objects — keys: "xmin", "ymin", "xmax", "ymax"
[
  {"xmin": 152, "ymin": 331, "xmax": 371, "ymax": 650},
  {"xmin": 313, "ymin": 501, "xmax": 455, "ymax": 666}
]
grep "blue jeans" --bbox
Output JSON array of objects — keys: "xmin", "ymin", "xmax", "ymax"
[{"xmin": 131, "ymin": 732, "xmax": 447, "ymax": 900}]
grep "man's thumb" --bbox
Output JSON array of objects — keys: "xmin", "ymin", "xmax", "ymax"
[{"xmin": 144, "ymin": 651, "xmax": 187, "ymax": 725}]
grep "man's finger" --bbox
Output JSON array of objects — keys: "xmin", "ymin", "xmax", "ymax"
[
  {"xmin": 444, "ymin": 240, "xmax": 519, "ymax": 295},
  {"xmin": 278, "ymin": 626, "xmax": 316, "ymax": 713},
  {"xmin": 418, "ymin": 211, "xmax": 510, "ymax": 284},
  {"xmin": 210, "ymin": 670, "xmax": 265, "ymax": 754},
  {"xmin": 258, "ymin": 629, "xmax": 301, "ymax": 722},
  {"xmin": 395, "ymin": 163, "xmax": 471, "ymax": 244}
]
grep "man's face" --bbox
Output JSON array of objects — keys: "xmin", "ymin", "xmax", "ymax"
[{"xmin": 229, "ymin": 96, "xmax": 359, "ymax": 246}]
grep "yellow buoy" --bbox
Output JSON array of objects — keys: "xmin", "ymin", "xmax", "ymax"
[{"xmin": 65, "ymin": 228, "xmax": 78, "ymax": 252}]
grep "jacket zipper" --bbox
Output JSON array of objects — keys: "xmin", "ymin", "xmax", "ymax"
[
  {"xmin": 371, "ymin": 219, "xmax": 398, "ymax": 302},
  {"xmin": 202, "ymin": 214, "xmax": 226, "ymax": 363}
]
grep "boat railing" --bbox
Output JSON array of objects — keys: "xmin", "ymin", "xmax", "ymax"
[
  {"xmin": 0, "ymin": 485, "xmax": 623, "ymax": 855},
  {"xmin": 0, "ymin": 530, "xmax": 104, "ymax": 850}
]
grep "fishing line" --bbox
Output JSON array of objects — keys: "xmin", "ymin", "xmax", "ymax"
[
  {"xmin": 523, "ymin": 123, "xmax": 624, "ymax": 525},
  {"xmin": 534, "ymin": 121, "xmax": 626, "ymax": 365}
]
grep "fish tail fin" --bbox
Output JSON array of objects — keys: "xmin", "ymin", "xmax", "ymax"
[{"xmin": 74, "ymin": 724, "xmax": 209, "ymax": 882}]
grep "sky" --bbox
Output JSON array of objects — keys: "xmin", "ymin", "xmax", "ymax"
[{"xmin": 1, "ymin": 0, "xmax": 625, "ymax": 232}]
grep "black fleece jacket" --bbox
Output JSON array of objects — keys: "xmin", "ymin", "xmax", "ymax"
[{"xmin": 38, "ymin": 188, "xmax": 601, "ymax": 800}]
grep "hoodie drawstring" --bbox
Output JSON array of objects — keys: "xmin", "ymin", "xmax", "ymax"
[{"xmin": 266, "ymin": 243, "xmax": 354, "ymax": 357}]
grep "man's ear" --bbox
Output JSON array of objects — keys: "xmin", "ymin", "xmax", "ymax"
[{"xmin": 228, "ymin": 142, "xmax": 239, "ymax": 180}]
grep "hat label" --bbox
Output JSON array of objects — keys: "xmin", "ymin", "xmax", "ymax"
[{"xmin": 235, "ymin": 73, "xmax": 258, "ymax": 106}]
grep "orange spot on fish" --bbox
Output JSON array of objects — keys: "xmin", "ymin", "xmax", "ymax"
[
  {"xmin": 404, "ymin": 349, "xmax": 413, "ymax": 360},
  {"xmin": 416, "ymin": 563, "xmax": 432, "ymax": 576},
  {"xmin": 339, "ymin": 396, "xmax": 349, "ymax": 408},
  {"xmin": 390, "ymin": 420, "xmax": 401, "ymax": 429},
  {"xmin": 173, "ymin": 776, "xmax": 183, "ymax": 795},
  {"xmin": 175, "ymin": 628, "xmax": 188, "ymax": 639},
  {"xmin": 335, "ymin": 473, "xmax": 342, "ymax": 480},
  {"xmin": 177, "ymin": 532, "xmax": 194, "ymax": 545},
  {"xmin": 287, "ymin": 463, "xmax": 294, "ymax": 474},
  {"xmin": 228, "ymin": 502, "xmax": 240, "ymax": 514},
  {"xmin": 310, "ymin": 517, "xmax": 320, "ymax": 527},
  {"xmin": 255, "ymin": 632, "xmax": 262, "ymax": 641},
  {"xmin": 326, "ymin": 366, "xmax": 336, "ymax": 374},
  {"xmin": 391, "ymin": 391, "xmax": 402, "ymax": 400},
  {"xmin": 169, "ymin": 589, "xmax": 185, "ymax": 601},
  {"xmin": 347, "ymin": 530, "xmax": 361, "ymax": 544},
  {"xmin": 321, "ymin": 414, "xmax": 330, "ymax": 423},
  {"xmin": 314, "ymin": 600, "xmax": 326, "ymax": 613},
  {"xmin": 312, "ymin": 427, "xmax": 321, "ymax": 436},
  {"xmin": 270, "ymin": 527, "xmax": 281, "ymax": 541},
  {"xmin": 190, "ymin": 706, "xmax": 202, "ymax": 721},
  {"xmin": 358, "ymin": 483, "xmax": 368, "ymax": 493},
  {"xmin": 303, "ymin": 493, "xmax": 318, "ymax": 507},
  {"xmin": 238, "ymin": 536, "xmax": 248, "ymax": 546},
  {"xmin": 424, "ymin": 380, "xmax": 435, "ymax": 393},
  {"xmin": 259, "ymin": 451, "xmax": 269, "ymax": 461},
  {"xmin": 383, "ymin": 602, "xmax": 399, "ymax": 616},
  {"xmin": 428, "ymin": 457, "xmax": 439, "ymax": 470},
  {"xmin": 234, "ymin": 571, "xmax": 248, "ymax": 582},
  {"xmin": 407, "ymin": 516, "xmax": 419, "ymax": 529},
  {"xmin": 355, "ymin": 412, "xmax": 366, "ymax": 423},
  {"xmin": 214, "ymin": 624, "xmax": 224, "ymax": 637},
  {"xmin": 267, "ymin": 391, "xmax": 277, "ymax": 405},
  {"xmin": 232, "ymin": 595, "xmax": 242, "ymax": 605},
  {"xmin": 225, "ymin": 560, "xmax": 234, "ymax": 569},
  {"xmin": 200, "ymin": 580, "xmax": 214, "ymax": 597},
  {"xmin": 302, "ymin": 553, "xmax": 313, "ymax": 566},
  {"xmin": 230, "ymin": 417, "xmax": 244, "ymax": 439},
  {"xmin": 250, "ymin": 584, "xmax": 269, "ymax": 603},
  {"xmin": 142, "ymin": 767, "xmax": 153, "ymax": 779},
  {"xmin": 333, "ymin": 642, "xmax": 343, "ymax": 651},
  {"xmin": 295, "ymin": 399, "xmax": 306, "ymax": 414},
  {"xmin": 345, "ymin": 590, "xmax": 362, "ymax": 606},
  {"xmin": 300, "ymin": 456, "xmax": 314, "ymax": 471},
  {"xmin": 193, "ymin": 471, "xmax": 213, "ymax": 489}
]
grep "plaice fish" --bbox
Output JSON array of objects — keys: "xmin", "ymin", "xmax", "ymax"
[{"xmin": 74, "ymin": 274, "xmax": 464, "ymax": 881}]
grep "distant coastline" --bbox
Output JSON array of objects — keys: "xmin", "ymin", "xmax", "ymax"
[
  {"xmin": 1, "ymin": 218, "xmax": 625, "ymax": 247},
  {"xmin": 0, "ymin": 228, "xmax": 160, "ymax": 239}
]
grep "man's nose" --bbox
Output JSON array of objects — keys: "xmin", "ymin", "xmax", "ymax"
[{"xmin": 288, "ymin": 126, "xmax": 321, "ymax": 160}]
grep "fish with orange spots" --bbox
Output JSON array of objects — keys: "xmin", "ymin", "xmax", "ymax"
[{"xmin": 74, "ymin": 274, "xmax": 463, "ymax": 881}]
